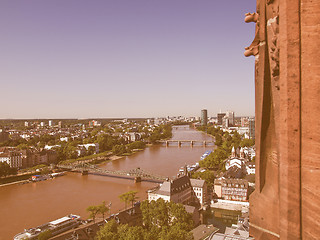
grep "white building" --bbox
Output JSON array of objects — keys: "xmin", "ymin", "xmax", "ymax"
[
  {"xmin": 246, "ymin": 162, "xmax": 256, "ymax": 175},
  {"xmin": 226, "ymin": 111, "xmax": 235, "ymax": 126},
  {"xmin": 78, "ymin": 143, "xmax": 99, "ymax": 154},
  {"xmin": 190, "ymin": 178, "xmax": 208, "ymax": 207},
  {"xmin": 44, "ymin": 145, "xmax": 61, "ymax": 150},
  {"xmin": 60, "ymin": 137, "xmax": 69, "ymax": 142}
]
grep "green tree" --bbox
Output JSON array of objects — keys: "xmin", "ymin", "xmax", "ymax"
[
  {"xmin": 127, "ymin": 190, "xmax": 139, "ymax": 208},
  {"xmin": 191, "ymin": 170, "xmax": 215, "ymax": 186},
  {"xmin": 112, "ymin": 145, "xmax": 127, "ymax": 155},
  {"xmin": 98, "ymin": 201, "xmax": 109, "ymax": 220},
  {"xmin": 118, "ymin": 225, "xmax": 145, "ymax": 240},
  {"xmin": 199, "ymin": 147, "xmax": 228, "ymax": 169},
  {"xmin": 91, "ymin": 199, "xmax": 195, "ymax": 240},
  {"xmin": 119, "ymin": 190, "xmax": 137, "ymax": 209},
  {"xmin": 159, "ymin": 224, "xmax": 194, "ymax": 240},
  {"xmin": 37, "ymin": 229, "xmax": 52, "ymax": 240},
  {"xmin": 214, "ymin": 134, "xmax": 223, "ymax": 146},
  {"xmin": 140, "ymin": 199, "xmax": 193, "ymax": 232},
  {"xmin": 127, "ymin": 141, "xmax": 146, "ymax": 151},
  {"xmin": 97, "ymin": 134, "xmax": 118, "ymax": 151},
  {"xmin": 0, "ymin": 162, "xmax": 13, "ymax": 177},
  {"xmin": 95, "ymin": 219, "xmax": 119, "ymax": 240},
  {"xmin": 86, "ymin": 205, "xmax": 99, "ymax": 223},
  {"xmin": 240, "ymin": 138, "xmax": 255, "ymax": 147}
]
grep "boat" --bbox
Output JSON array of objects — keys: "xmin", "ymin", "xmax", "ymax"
[
  {"xmin": 13, "ymin": 214, "xmax": 81, "ymax": 240},
  {"xmin": 50, "ymin": 172, "xmax": 65, "ymax": 178},
  {"xmin": 200, "ymin": 150, "xmax": 212, "ymax": 160},
  {"xmin": 30, "ymin": 175, "xmax": 50, "ymax": 182}
]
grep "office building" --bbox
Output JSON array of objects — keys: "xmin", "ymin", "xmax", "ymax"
[
  {"xmin": 201, "ymin": 109, "xmax": 208, "ymax": 126},
  {"xmin": 217, "ymin": 113, "xmax": 226, "ymax": 125},
  {"xmin": 249, "ymin": 118, "xmax": 255, "ymax": 140}
]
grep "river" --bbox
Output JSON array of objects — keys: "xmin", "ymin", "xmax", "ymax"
[{"xmin": 0, "ymin": 125, "xmax": 214, "ymax": 239}]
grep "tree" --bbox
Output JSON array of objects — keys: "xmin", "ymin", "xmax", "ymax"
[
  {"xmin": 0, "ymin": 162, "xmax": 14, "ymax": 177},
  {"xmin": 37, "ymin": 229, "xmax": 52, "ymax": 240},
  {"xmin": 96, "ymin": 199, "xmax": 194, "ymax": 240},
  {"xmin": 98, "ymin": 201, "xmax": 109, "ymax": 220},
  {"xmin": 127, "ymin": 141, "xmax": 146, "ymax": 151},
  {"xmin": 119, "ymin": 191, "xmax": 133, "ymax": 209},
  {"xmin": 86, "ymin": 205, "xmax": 99, "ymax": 223},
  {"xmin": 240, "ymin": 138, "xmax": 255, "ymax": 147},
  {"xmin": 140, "ymin": 199, "xmax": 193, "ymax": 231},
  {"xmin": 199, "ymin": 147, "xmax": 228, "ymax": 169},
  {"xmin": 214, "ymin": 134, "xmax": 223, "ymax": 146},
  {"xmin": 118, "ymin": 225, "xmax": 145, "ymax": 240},
  {"xmin": 191, "ymin": 170, "xmax": 215, "ymax": 186},
  {"xmin": 127, "ymin": 191, "xmax": 139, "ymax": 208},
  {"xmin": 95, "ymin": 219, "xmax": 119, "ymax": 240},
  {"xmin": 159, "ymin": 224, "xmax": 194, "ymax": 240},
  {"xmin": 112, "ymin": 145, "xmax": 127, "ymax": 155}
]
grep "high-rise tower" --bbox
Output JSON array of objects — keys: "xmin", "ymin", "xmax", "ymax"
[{"xmin": 201, "ymin": 109, "xmax": 208, "ymax": 126}]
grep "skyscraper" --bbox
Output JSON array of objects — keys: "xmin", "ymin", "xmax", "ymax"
[
  {"xmin": 217, "ymin": 113, "xmax": 226, "ymax": 125},
  {"xmin": 249, "ymin": 118, "xmax": 255, "ymax": 139},
  {"xmin": 201, "ymin": 109, "xmax": 208, "ymax": 126},
  {"xmin": 226, "ymin": 111, "xmax": 235, "ymax": 126}
]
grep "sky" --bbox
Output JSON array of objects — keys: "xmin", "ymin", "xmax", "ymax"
[{"xmin": 0, "ymin": 0, "xmax": 257, "ymax": 119}]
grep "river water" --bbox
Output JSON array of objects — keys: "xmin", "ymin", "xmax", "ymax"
[{"xmin": 0, "ymin": 125, "xmax": 214, "ymax": 239}]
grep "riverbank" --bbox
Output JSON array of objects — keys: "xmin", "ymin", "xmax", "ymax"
[
  {"xmin": 0, "ymin": 180, "xmax": 29, "ymax": 187},
  {"xmin": 0, "ymin": 173, "xmax": 34, "ymax": 187}
]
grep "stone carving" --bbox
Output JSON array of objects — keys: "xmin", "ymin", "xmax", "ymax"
[
  {"xmin": 244, "ymin": 0, "xmax": 280, "ymax": 192},
  {"xmin": 244, "ymin": 13, "xmax": 260, "ymax": 57},
  {"xmin": 245, "ymin": 0, "xmax": 281, "ymax": 239}
]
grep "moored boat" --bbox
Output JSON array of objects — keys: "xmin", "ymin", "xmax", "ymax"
[{"xmin": 13, "ymin": 214, "xmax": 80, "ymax": 240}]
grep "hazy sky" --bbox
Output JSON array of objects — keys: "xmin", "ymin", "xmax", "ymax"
[{"xmin": 1, "ymin": 1, "xmax": 256, "ymax": 119}]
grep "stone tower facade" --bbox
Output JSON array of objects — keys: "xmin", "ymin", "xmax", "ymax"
[{"xmin": 245, "ymin": 0, "xmax": 320, "ymax": 239}]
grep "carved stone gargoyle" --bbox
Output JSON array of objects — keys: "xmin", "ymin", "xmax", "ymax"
[{"xmin": 244, "ymin": 13, "xmax": 260, "ymax": 57}]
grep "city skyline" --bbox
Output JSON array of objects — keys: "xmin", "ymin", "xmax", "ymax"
[{"xmin": 1, "ymin": 1, "xmax": 256, "ymax": 118}]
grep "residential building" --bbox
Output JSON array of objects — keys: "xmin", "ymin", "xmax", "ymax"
[
  {"xmin": 245, "ymin": 162, "xmax": 255, "ymax": 175},
  {"xmin": 89, "ymin": 120, "xmax": 101, "ymax": 127},
  {"xmin": 126, "ymin": 132, "xmax": 141, "ymax": 142},
  {"xmin": 147, "ymin": 175, "xmax": 192, "ymax": 205},
  {"xmin": 0, "ymin": 148, "xmax": 22, "ymax": 168},
  {"xmin": 214, "ymin": 178, "xmax": 248, "ymax": 201},
  {"xmin": 190, "ymin": 178, "xmax": 209, "ymax": 207}
]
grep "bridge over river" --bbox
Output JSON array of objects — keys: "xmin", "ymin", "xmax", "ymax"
[
  {"xmin": 57, "ymin": 163, "xmax": 169, "ymax": 183},
  {"xmin": 159, "ymin": 139, "xmax": 215, "ymax": 147}
]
